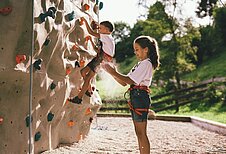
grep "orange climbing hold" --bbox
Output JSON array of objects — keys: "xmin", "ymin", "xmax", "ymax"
[
  {"xmin": 85, "ymin": 108, "xmax": 92, "ymax": 115},
  {"xmin": 83, "ymin": 4, "xmax": 90, "ymax": 11},
  {"xmin": 0, "ymin": 117, "xmax": 3, "ymax": 124},
  {"xmin": 0, "ymin": 6, "xmax": 12, "ymax": 15},
  {"xmin": 67, "ymin": 120, "xmax": 75, "ymax": 127},
  {"xmin": 16, "ymin": 55, "xmax": 26, "ymax": 64},
  {"xmin": 79, "ymin": 59, "xmax": 85, "ymax": 67}
]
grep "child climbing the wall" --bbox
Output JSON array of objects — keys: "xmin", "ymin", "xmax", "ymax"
[
  {"xmin": 68, "ymin": 17, "xmax": 115, "ymax": 104},
  {"xmin": 104, "ymin": 36, "xmax": 160, "ymax": 154}
]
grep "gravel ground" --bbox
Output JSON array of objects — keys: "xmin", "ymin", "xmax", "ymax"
[{"xmin": 43, "ymin": 117, "xmax": 226, "ymax": 154}]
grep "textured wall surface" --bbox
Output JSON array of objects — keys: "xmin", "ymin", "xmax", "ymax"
[{"xmin": 0, "ymin": 0, "xmax": 102, "ymax": 153}]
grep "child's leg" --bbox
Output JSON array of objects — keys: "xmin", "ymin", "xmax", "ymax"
[
  {"xmin": 77, "ymin": 70, "xmax": 95, "ymax": 99},
  {"xmin": 80, "ymin": 66, "xmax": 93, "ymax": 93},
  {"xmin": 80, "ymin": 66, "xmax": 90, "ymax": 78}
]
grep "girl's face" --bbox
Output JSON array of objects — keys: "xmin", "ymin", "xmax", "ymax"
[{"xmin": 133, "ymin": 43, "xmax": 148, "ymax": 61}]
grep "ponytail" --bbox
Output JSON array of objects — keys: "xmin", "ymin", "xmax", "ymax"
[{"xmin": 134, "ymin": 36, "xmax": 160, "ymax": 70}]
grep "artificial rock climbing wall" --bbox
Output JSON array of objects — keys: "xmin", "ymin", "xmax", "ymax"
[{"xmin": 0, "ymin": 0, "xmax": 103, "ymax": 153}]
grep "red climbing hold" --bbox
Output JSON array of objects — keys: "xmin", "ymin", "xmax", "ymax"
[
  {"xmin": 72, "ymin": 44, "xmax": 79, "ymax": 51},
  {"xmin": 0, "ymin": 6, "xmax": 12, "ymax": 15},
  {"xmin": 85, "ymin": 36, "xmax": 91, "ymax": 41},
  {"xmin": 16, "ymin": 55, "xmax": 26, "ymax": 64},
  {"xmin": 66, "ymin": 67, "xmax": 71, "ymax": 75},
  {"xmin": 0, "ymin": 117, "xmax": 3, "ymax": 124}
]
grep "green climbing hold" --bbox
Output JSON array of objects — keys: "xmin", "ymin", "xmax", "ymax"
[
  {"xmin": 47, "ymin": 112, "xmax": 54, "ymax": 122},
  {"xmin": 34, "ymin": 132, "xmax": 41, "ymax": 141}
]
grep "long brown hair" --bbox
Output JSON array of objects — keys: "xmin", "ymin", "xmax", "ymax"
[{"xmin": 134, "ymin": 36, "xmax": 160, "ymax": 70}]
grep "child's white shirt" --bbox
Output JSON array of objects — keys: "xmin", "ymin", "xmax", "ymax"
[
  {"xmin": 127, "ymin": 58, "xmax": 153, "ymax": 87},
  {"xmin": 100, "ymin": 34, "xmax": 115, "ymax": 57}
]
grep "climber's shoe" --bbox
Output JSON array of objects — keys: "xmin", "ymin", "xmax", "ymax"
[
  {"xmin": 68, "ymin": 96, "xmax": 82, "ymax": 104},
  {"xmin": 85, "ymin": 91, "xmax": 92, "ymax": 97}
]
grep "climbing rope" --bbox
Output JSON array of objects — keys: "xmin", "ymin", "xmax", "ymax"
[{"xmin": 28, "ymin": 0, "xmax": 34, "ymax": 153}]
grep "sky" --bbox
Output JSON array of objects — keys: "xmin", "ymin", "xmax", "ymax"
[{"xmin": 99, "ymin": 0, "xmax": 226, "ymax": 27}]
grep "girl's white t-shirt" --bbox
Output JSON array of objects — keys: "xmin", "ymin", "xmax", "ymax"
[
  {"xmin": 127, "ymin": 58, "xmax": 153, "ymax": 87},
  {"xmin": 100, "ymin": 34, "xmax": 115, "ymax": 57}
]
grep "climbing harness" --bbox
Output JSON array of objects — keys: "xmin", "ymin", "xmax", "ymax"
[{"xmin": 124, "ymin": 85, "xmax": 150, "ymax": 116}]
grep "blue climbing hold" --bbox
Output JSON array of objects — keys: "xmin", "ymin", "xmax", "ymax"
[
  {"xmin": 50, "ymin": 82, "xmax": 56, "ymax": 90},
  {"xmin": 65, "ymin": 11, "xmax": 75, "ymax": 21},
  {"xmin": 99, "ymin": 2, "xmax": 103, "ymax": 10},
  {"xmin": 34, "ymin": 132, "xmax": 41, "ymax": 141},
  {"xmin": 43, "ymin": 37, "xmax": 51, "ymax": 46},
  {"xmin": 39, "ymin": 7, "xmax": 57, "ymax": 23},
  {"xmin": 25, "ymin": 116, "xmax": 33, "ymax": 127},
  {"xmin": 33, "ymin": 59, "xmax": 42, "ymax": 70},
  {"xmin": 47, "ymin": 112, "xmax": 54, "ymax": 122}
]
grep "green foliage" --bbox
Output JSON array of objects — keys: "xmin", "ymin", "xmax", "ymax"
[
  {"xmin": 182, "ymin": 49, "xmax": 226, "ymax": 81},
  {"xmin": 214, "ymin": 7, "xmax": 226, "ymax": 44},
  {"xmin": 196, "ymin": 0, "xmax": 218, "ymax": 18}
]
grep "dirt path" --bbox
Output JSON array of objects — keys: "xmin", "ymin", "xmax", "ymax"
[{"xmin": 43, "ymin": 117, "xmax": 226, "ymax": 154}]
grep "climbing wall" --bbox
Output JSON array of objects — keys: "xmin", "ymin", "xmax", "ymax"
[{"xmin": 0, "ymin": 0, "xmax": 103, "ymax": 153}]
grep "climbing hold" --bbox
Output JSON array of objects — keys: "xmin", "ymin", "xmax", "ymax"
[
  {"xmin": 33, "ymin": 58, "xmax": 42, "ymax": 70},
  {"xmin": 34, "ymin": 132, "xmax": 41, "ymax": 141},
  {"xmin": 50, "ymin": 82, "xmax": 56, "ymax": 90},
  {"xmin": 66, "ymin": 67, "xmax": 71, "ymax": 75},
  {"xmin": 89, "ymin": 117, "xmax": 93, "ymax": 123},
  {"xmin": 65, "ymin": 11, "xmax": 75, "ymax": 21},
  {"xmin": 0, "ymin": 117, "xmax": 4, "ymax": 124},
  {"xmin": 75, "ymin": 61, "xmax": 80, "ymax": 68},
  {"xmin": 38, "ymin": 7, "xmax": 57, "ymax": 23},
  {"xmin": 43, "ymin": 37, "xmax": 51, "ymax": 46},
  {"xmin": 72, "ymin": 44, "xmax": 79, "ymax": 51},
  {"xmin": 0, "ymin": 6, "xmax": 12, "ymax": 15},
  {"xmin": 25, "ymin": 116, "xmax": 33, "ymax": 127},
  {"xmin": 79, "ymin": 59, "xmax": 85, "ymax": 67},
  {"xmin": 85, "ymin": 108, "xmax": 92, "ymax": 115},
  {"xmin": 16, "ymin": 55, "xmax": 26, "ymax": 64},
  {"xmin": 83, "ymin": 4, "xmax": 90, "ymax": 11},
  {"xmin": 47, "ymin": 112, "xmax": 54, "ymax": 122},
  {"xmin": 96, "ymin": 0, "xmax": 99, "ymax": 5},
  {"xmin": 67, "ymin": 120, "xmax": 75, "ymax": 127},
  {"xmin": 79, "ymin": 18, "xmax": 84, "ymax": 25},
  {"xmin": 99, "ymin": 2, "xmax": 103, "ymax": 10},
  {"xmin": 85, "ymin": 36, "xmax": 91, "ymax": 42}
]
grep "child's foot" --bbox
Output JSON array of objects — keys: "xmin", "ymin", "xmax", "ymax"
[
  {"xmin": 68, "ymin": 96, "xmax": 82, "ymax": 104},
  {"xmin": 85, "ymin": 90, "xmax": 92, "ymax": 97}
]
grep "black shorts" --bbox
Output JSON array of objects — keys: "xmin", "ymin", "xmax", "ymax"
[
  {"xmin": 87, "ymin": 52, "xmax": 104, "ymax": 72},
  {"xmin": 130, "ymin": 88, "xmax": 151, "ymax": 122}
]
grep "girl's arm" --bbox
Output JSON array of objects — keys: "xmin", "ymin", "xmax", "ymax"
[{"xmin": 104, "ymin": 64, "xmax": 135, "ymax": 86}]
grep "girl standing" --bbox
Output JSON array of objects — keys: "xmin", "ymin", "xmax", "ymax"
[{"xmin": 104, "ymin": 35, "xmax": 160, "ymax": 154}]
